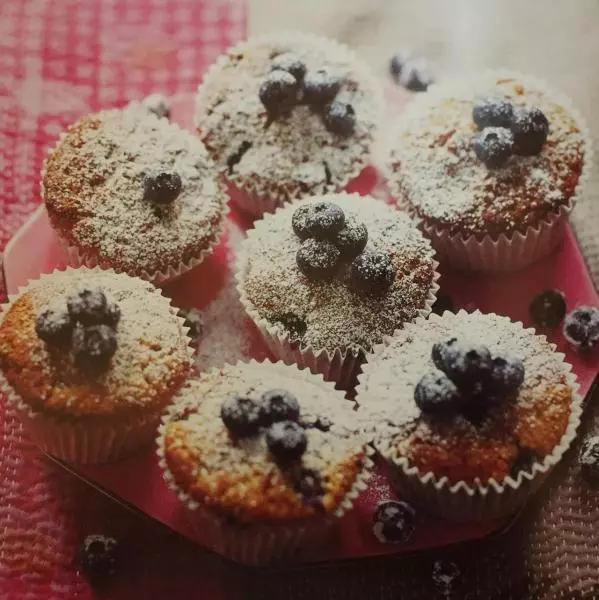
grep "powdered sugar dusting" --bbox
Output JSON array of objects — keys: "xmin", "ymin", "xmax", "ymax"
[
  {"xmin": 238, "ymin": 193, "xmax": 437, "ymax": 353},
  {"xmin": 43, "ymin": 103, "xmax": 227, "ymax": 276},
  {"xmin": 388, "ymin": 73, "xmax": 586, "ymax": 237}
]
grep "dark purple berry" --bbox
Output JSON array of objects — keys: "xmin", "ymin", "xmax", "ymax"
[
  {"xmin": 563, "ymin": 306, "xmax": 599, "ymax": 350},
  {"xmin": 331, "ymin": 216, "xmax": 368, "ymax": 260},
  {"xmin": 104, "ymin": 303, "xmax": 121, "ymax": 328},
  {"xmin": 300, "ymin": 414, "xmax": 332, "ymax": 432},
  {"xmin": 473, "ymin": 127, "xmax": 514, "ymax": 168},
  {"xmin": 72, "ymin": 324, "xmax": 117, "ymax": 371},
  {"xmin": 323, "ymin": 101, "xmax": 356, "ymax": 137},
  {"xmin": 271, "ymin": 53, "xmax": 306, "ymax": 83},
  {"xmin": 389, "ymin": 50, "xmax": 412, "ymax": 80},
  {"xmin": 414, "ymin": 372, "xmax": 463, "ymax": 414},
  {"xmin": 432, "ymin": 560, "xmax": 462, "ymax": 593},
  {"xmin": 266, "ymin": 420, "xmax": 307, "ymax": 463},
  {"xmin": 259, "ymin": 70, "xmax": 298, "ymax": 116},
  {"xmin": 291, "ymin": 467, "xmax": 324, "ymax": 504},
  {"xmin": 579, "ymin": 435, "xmax": 599, "ymax": 480},
  {"xmin": 372, "ymin": 500, "xmax": 416, "ymax": 543},
  {"xmin": 303, "ymin": 69, "xmax": 341, "ymax": 107},
  {"xmin": 143, "ymin": 171, "xmax": 182, "ymax": 205},
  {"xmin": 141, "ymin": 93, "xmax": 170, "ymax": 119},
  {"xmin": 292, "ymin": 201, "xmax": 345, "ymax": 240},
  {"xmin": 220, "ymin": 396, "xmax": 261, "ymax": 438},
  {"xmin": 77, "ymin": 534, "xmax": 119, "ymax": 582},
  {"xmin": 529, "ymin": 289, "xmax": 566, "ymax": 328},
  {"xmin": 431, "ymin": 292, "xmax": 455, "ymax": 316},
  {"xmin": 350, "ymin": 251, "xmax": 395, "ymax": 296},
  {"xmin": 472, "ymin": 98, "xmax": 514, "ymax": 129},
  {"xmin": 432, "ymin": 338, "xmax": 492, "ymax": 390},
  {"xmin": 488, "ymin": 353, "xmax": 525, "ymax": 395},
  {"xmin": 35, "ymin": 307, "xmax": 74, "ymax": 346},
  {"xmin": 292, "ymin": 203, "xmax": 314, "ymax": 240},
  {"xmin": 511, "ymin": 107, "xmax": 549, "ymax": 156},
  {"xmin": 398, "ymin": 60, "xmax": 434, "ymax": 92},
  {"xmin": 259, "ymin": 388, "xmax": 300, "ymax": 425},
  {"xmin": 179, "ymin": 307, "xmax": 204, "ymax": 341},
  {"xmin": 67, "ymin": 288, "xmax": 108, "ymax": 325},
  {"xmin": 296, "ymin": 238, "xmax": 341, "ymax": 280}
]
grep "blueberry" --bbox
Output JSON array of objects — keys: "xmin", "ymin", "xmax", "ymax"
[
  {"xmin": 473, "ymin": 127, "xmax": 514, "ymax": 168},
  {"xmin": 292, "ymin": 201, "xmax": 345, "ymax": 240},
  {"xmin": 511, "ymin": 107, "xmax": 549, "ymax": 156},
  {"xmin": 372, "ymin": 500, "xmax": 416, "ymax": 543},
  {"xmin": 432, "ymin": 338, "xmax": 492, "ymax": 390},
  {"xmin": 271, "ymin": 53, "xmax": 306, "ymax": 83},
  {"xmin": 350, "ymin": 251, "xmax": 395, "ymax": 296},
  {"xmin": 104, "ymin": 303, "xmax": 121, "ymax": 328},
  {"xmin": 220, "ymin": 396, "xmax": 261, "ymax": 438},
  {"xmin": 432, "ymin": 560, "xmax": 462, "ymax": 593},
  {"xmin": 323, "ymin": 101, "xmax": 356, "ymax": 137},
  {"xmin": 179, "ymin": 307, "xmax": 204, "ymax": 341},
  {"xmin": 72, "ymin": 324, "xmax": 117, "ymax": 371},
  {"xmin": 488, "ymin": 353, "xmax": 525, "ymax": 395},
  {"xmin": 260, "ymin": 388, "xmax": 300, "ymax": 425},
  {"xmin": 266, "ymin": 420, "xmax": 307, "ymax": 463},
  {"xmin": 563, "ymin": 306, "xmax": 599, "ymax": 350},
  {"xmin": 296, "ymin": 238, "xmax": 341, "ymax": 280},
  {"xmin": 143, "ymin": 171, "xmax": 182, "ymax": 205},
  {"xmin": 67, "ymin": 288, "xmax": 108, "ymax": 325},
  {"xmin": 77, "ymin": 534, "xmax": 119, "ymax": 582},
  {"xmin": 414, "ymin": 372, "xmax": 462, "ymax": 414},
  {"xmin": 141, "ymin": 93, "xmax": 170, "ymax": 119},
  {"xmin": 472, "ymin": 98, "xmax": 514, "ymax": 129},
  {"xmin": 431, "ymin": 292, "xmax": 455, "ymax": 316},
  {"xmin": 35, "ymin": 307, "xmax": 74, "ymax": 346},
  {"xmin": 529, "ymin": 289, "xmax": 566, "ymax": 328},
  {"xmin": 300, "ymin": 414, "xmax": 332, "ymax": 432},
  {"xmin": 291, "ymin": 467, "xmax": 324, "ymax": 504},
  {"xmin": 389, "ymin": 50, "xmax": 412, "ymax": 80},
  {"xmin": 331, "ymin": 216, "xmax": 368, "ymax": 260},
  {"xmin": 579, "ymin": 435, "xmax": 599, "ymax": 480},
  {"xmin": 303, "ymin": 69, "xmax": 341, "ymax": 107},
  {"xmin": 398, "ymin": 60, "xmax": 434, "ymax": 92},
  {"xmin": 259, "ymin": 70, "xmax": 298, "ymax": 116}
]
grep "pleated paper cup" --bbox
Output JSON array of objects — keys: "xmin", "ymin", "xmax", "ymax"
[
  {"xmin": 0, "ymin": 267, "xmax": 194, "ymax": 464},
  {"xmin": 385, "ymin": 70, "xmax": 594, "ymax": 272},
  {"xmin": 357, "ymin": 311, "xmax": 583, "ymax": 521},
  {"xmin": 195, "ymin": 31, "xmax": 385, "ymax": 220}
]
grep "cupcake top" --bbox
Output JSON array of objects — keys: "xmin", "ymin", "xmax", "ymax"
[
  {"xmin": 387, "ymin": 72, "xmax": 588, "ymax": 238},
  {"xmin": 237, "ymin": 193, "xmax": 438, "ymax": 354},
  {"xmin": 195, "ymin": 32, "xmax": 383, "ymax": 202},
  {"xmin": 159, "ymin": 361, "xmax": 369, "ymax": 521},
  {"xmin": 0, "ymin": 268, "xmax": 191, "ymax": 418},
  {"xmin": 43, "ymin": 103, "xmax": 227, "ymax": 277},
  {"xmin": 358, "ymin": 311, "xmax": 577, "ymax": 485}
]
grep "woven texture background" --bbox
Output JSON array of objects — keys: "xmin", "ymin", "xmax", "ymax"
[{"xmin": 2, "ymin": 0, "xmax": 599, "ymax": 598}]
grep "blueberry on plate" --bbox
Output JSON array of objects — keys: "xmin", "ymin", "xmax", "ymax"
[
  {"xmin": 579, "ymin": 435, "xmax": 599, "ymax": 480},
  {"xmin": 220, "ymin": 396, "xmax": 262, "ymax": 438},
  {"xmin": 473, "ymin": 127, "xmax": 514, "ymax": 168},
  {"xmin": 472, "ymin": 98, "xmax": 514, "ymax": 129},
  {"xmin": 529, "ymin": 289, "xmax": 566, "ymax": 328},
  {"xmin": 414, "ymin": 372, "xmax": 462, "ymax": 414},
  {"xmin": 77, "ymin": 534, "xmax": 119, "ymax": 582},
  {"xmin": 330, "ymin": 216, "xmax": 368, "ymax": 260},
  {"xmin": 143, "ymin": 171, "xmax": 182, "ymax": 205},
  {"xmin": 270, "ymin": 53, "xmax": 307, "ymax": 83},
  {"xmin": 35, "ymin": 307, "xmax": 74, "ymax": 346},
  {"xmin": 372, "ymin": 500, "xmax": 416, "ymax": 543},
  {"xmin": 72, "ymin": 324, "xmax": 117, "ymax": 371},
  {"xmin": 323, "ymin": 101, "xmax": 356, "ymax": 137},
  {"xmin": 398, "ymin": 59, "xmax": 434, "ymax": 92},
  {"xmin": 259, "ymin": 70, "xmax": 299, "ymax": 116},
  {"xmin": 303, "ymin": 69, "xmax": 341, "ymax": 107},
  {"xmin": 296, "ymin": 238, "xmax": 341, "ymax": 280},
  {"xmin": 266, "ymin": 420, "xmax": 308, "ymax": 463},
  {"xmin": 511, "ymin": 106, "xmax": 549, "ymax": 156},
  {"xmin": 260, "ymin": 388, "xmax": 300, "ymax": 425},
  {"xmin": 350, "ymin": 251, "xmax": 395, "ymax": 296},
  {"xmin": 563, "ymin": 306, "xmax": 599, "ymax": 350}
]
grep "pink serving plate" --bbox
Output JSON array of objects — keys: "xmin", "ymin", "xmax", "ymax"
[{"xmin": 3, "ymin": 93, "xmax": 599, "ymax": 566}]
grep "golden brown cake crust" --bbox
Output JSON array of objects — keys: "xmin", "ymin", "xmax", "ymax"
[
  {"xmin": 161, "ymin": 362, "xmax": 368, "ymax": 522},
  {"xmin": 0, "ymin": 269, "xmax": 191, "ymax": 419}
]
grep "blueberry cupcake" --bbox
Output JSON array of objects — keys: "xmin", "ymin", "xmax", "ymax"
[
  {"xmin": 235, "ymin": 193, "xmax": 439, "ymax": 386},
  {"xmin": 357, "ymin": 310, "xmax": 582, "ymax": 520},
  {"xmin": 195, "ymin": 32, "xmax": 383, "ymax": 218},
  {"xmin": 386, "ymin": 71, "xmax": 592, "ymax": 271},
  {"xmin": 0, "ymin": 268, "xmax": 192, "ymax": 463},
  {"xmin": 157, "ymin": 360, "xmax": 373, "ymax": 564},
  {"xmin": 42, "ymin": 101, "xmax": 228, "ymax": 284}
]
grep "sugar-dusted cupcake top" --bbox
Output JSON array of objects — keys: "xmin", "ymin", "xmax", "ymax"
[
  {"xmin": 237, "ymin": 193, "xmax": 438, "ymax": 354},
  {"xmin": 43, "ymin": 103, "xmax": 227, "ymax": 277},
  {"xmin": 0, "ymin": 268, "xmax": 191, "ymax": 418},
  {"xmin": 358, "ymin": 311, "xmax": 579, "ymax": 485},
  {"xmin": 195, "ymin": 32, "xmax": 383, "ymax": 202},
  {"xmin": 387, "ymin": 72, "xmax": 589, "ymax": 238},
  {"xmin": 159, "ymin": 361, "xmax": 370, "ymax": 521}
]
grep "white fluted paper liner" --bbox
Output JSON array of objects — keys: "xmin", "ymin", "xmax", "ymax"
[
  {"xmin": 235, "ymin": 226, "xmax": 440, "ymax": 389},
  {"xmin": 156, "ymin": 360, "xmax": 375, "ymax": 565},
  {"xmin": 356, "ymin": 311, "xmax": 584, "ymax": 521},
  {"xmin": 195, "ymin": 31, "xmax": 385, "ymax": 219},
  {"xmin": 40, "ymin": 112, "xmax": 229, "ymax": 287},
  {"xmin": 385, "ymin": 70, "xmax": 594, "ymax": 272},
  {"xmin": 0, "ymin": 266, "xmax": 194, "ymax": 464}
]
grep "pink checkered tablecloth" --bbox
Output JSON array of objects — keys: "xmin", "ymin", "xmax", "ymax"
[{"xmin": 0, "ymin": 1, "xmax": 246, "ymax": 597}]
